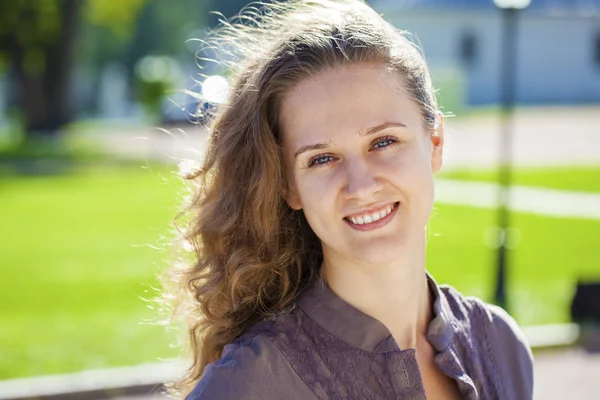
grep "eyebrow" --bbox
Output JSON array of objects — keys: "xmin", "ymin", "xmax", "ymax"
[{"xmin": 293, "ymin": 121, "xmax": 407, "ymax": 159}]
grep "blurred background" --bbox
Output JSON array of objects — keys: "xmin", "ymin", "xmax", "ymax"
[{"xmin": 0, "ymin": 0, "xmax": 599, "ymax": 399}]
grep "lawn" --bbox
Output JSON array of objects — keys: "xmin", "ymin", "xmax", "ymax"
[
  {"xmin": 0, "ymin": 165, "xmax": 183, "ymax": 379},
  {"xmin": 437, "ymin": 166, "xmax": 600, "ymax": 193},
  {"xmin": 426, "ymin": 204, "xmax": 600, "ymax": 326},
  {"xmin": 1, "ymin": 165, "xmax": 599, "ymax": 379}
]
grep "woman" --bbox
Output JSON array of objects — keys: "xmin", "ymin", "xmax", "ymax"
[{"xmin": 166, "ymin": 0, "xmax": 534, "ymax": 398}]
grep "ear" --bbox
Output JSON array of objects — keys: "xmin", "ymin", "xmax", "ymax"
[
  {"xmin": 430, "ymin": 110, "xmax": 444, "ymax": 173},
  {"xmin": 283, "ymin": 181, "xmax": 303, "ymax": 211}
]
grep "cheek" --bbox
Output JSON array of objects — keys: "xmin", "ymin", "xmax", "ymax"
[
  {"xmin": 294, "ymin": 173, "xmax": 342, "ymax": 236},
  {"xmin": 296, "ymin": 172, "xmax": 339, "ymax": 213},
  {"xmin": 380, "ymin": 145, "xmax": 431, "ymax": 180},
  {"xmin": 383, "ymin": 148, "xmax": 435, "ymax": 210}
]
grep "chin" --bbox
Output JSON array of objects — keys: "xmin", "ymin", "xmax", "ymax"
[{"xmin": 347, "ymin": 239, "xmax": 407, "ymax": 266}]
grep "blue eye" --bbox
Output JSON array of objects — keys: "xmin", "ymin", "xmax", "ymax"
[
  {"xmin": 306, "ymin": 136, "xmax": 399, "ymax": 168},
  {"xmin": 307, "ymin": 155, "xmax": 335, "ymax": 168},
  {"xmin": 372, "ymin": 136, "xmax": 399, "ymax": 150}
]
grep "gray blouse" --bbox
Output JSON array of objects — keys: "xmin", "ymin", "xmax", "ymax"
[{"xmin": 187, "ymin": 273, "xmax": 534, "ymax": 399}]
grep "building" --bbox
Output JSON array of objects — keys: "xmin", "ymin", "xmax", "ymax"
[{"xmin": 370, "ymin": 0, "xmax": 600, "ymax": 108}]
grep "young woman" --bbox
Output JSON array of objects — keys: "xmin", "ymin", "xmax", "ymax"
[{"xmin": 166, "ymin": 0, "xmax": 534, "ymax": 398}]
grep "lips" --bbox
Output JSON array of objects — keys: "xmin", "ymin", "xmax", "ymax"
[{"xmin": 344, "ymin": 202, "xmax": 400, "ymax": 225}]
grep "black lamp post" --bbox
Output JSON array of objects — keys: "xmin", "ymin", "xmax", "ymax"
[{"xmin": 493, "ymin": 0, "xmax": 530, "ymax": 310}]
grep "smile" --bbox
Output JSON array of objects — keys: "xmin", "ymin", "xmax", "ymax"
[{"xmin": 344, "ymin": 202, "xmax": 400, "ymax": 230}]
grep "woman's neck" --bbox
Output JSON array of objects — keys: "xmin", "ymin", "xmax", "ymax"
[{"xmin": 319, "ymin": 238, "xmax": 432, "ymax": 350}]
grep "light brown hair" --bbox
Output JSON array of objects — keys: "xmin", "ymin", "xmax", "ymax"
[{"xmin": 164, "ymin": 0, "xmax": 438, "ymax": 396}]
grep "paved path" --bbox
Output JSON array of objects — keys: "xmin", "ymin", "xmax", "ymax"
[
  {"xmin": 435, "ymin": 179, "xmax": 600, "ymax": 220},
  {"xmin": 86, "ymin": 106, "xmax": 600, "ymax": 168},
  {"xmin": 442, "ymin": 106, "xmax": 600, "ymax": 168},
  {"xmin": 533, "ymin": 348, "xmax": 600, "ymax": 399}
]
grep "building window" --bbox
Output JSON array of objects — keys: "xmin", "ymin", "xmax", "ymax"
[{"xmin": 459, "ymin": 31, "xmax": 477, "ymax": 66}]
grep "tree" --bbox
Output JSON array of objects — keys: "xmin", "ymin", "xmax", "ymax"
[{"xmin": 0, "ymin": 0, "xmax": 147, "ymax": 138}]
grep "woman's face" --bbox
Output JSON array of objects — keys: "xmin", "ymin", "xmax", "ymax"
[{"xmin": 280, "ymin": 62, "xmax": 443, "ymax": 266}]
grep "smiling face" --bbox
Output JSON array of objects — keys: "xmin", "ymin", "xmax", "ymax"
[{"xmin": 280, "ymin": 62, "xmax": 443, "ymax": 267}]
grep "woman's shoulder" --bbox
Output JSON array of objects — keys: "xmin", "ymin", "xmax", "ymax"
[
  {"xmin": 186, "ymin": 320, "xmax": 317, "ymax": 400},
  {"xmin": 439, "ymin": 284, "xmax": 534, "ymax": 397},
  {"xmin": 440, "ymin": 284, "xmax": 531, "ymax": 353}
]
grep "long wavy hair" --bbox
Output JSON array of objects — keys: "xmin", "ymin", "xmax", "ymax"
[{"xmin": 164, "ymin": 0, "xmax": 438, "ymax": 396}]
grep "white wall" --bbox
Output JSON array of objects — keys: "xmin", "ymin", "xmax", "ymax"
[
  {"xmin": 518, "ymin": 15, "xmax": 600, "ymax": 103},
  {"xmin": 373, "ymin": 6, "xmax": 600, "ymax": 105}
]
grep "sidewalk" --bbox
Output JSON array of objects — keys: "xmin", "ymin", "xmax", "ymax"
[
  {"xmin": 84, "ymin": 106, "xmax": 600, "ymax": 168},
  {"xmin": 435, "ymin": 178, "xmax": 600, "ymax": 220},
  {"xmin": 533, "ymin": 348, "xmax": 600, "ymax": 399},
  {"xmin": 2, "ymin": 347, "xmax": 599, "ymax": 400}
]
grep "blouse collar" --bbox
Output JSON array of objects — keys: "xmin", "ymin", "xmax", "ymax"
[{"xmin": 295, "ymin": 270, "xmax": 455, "ymax": 353}]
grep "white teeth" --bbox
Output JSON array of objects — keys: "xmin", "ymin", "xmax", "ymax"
[{"xmin": 347, "ymin": 203, "xmax": 397, "ymax": 225}]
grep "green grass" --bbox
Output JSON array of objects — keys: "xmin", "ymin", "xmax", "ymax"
[
  {"xmin": 431, "ymin": 165, "xmax": 600, "ymax": 323},
  {"xmin": 0, "ymin": 165, "xmax": 184, "ymax": 379},
  {"xmin": 427, "ymin": 205, "xmax": 600, "ymax": 325},
  {"xmin": 1, "ymin": 165, "xmax": 599, "ymax": 379},
  {"xmin": 438, "ymin": 166, "xmax": 600, "ymax": 193}
]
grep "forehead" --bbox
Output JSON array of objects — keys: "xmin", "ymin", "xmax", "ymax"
[{"xmin": 279, "ymin": 62, "xmax": 423, "ymax": 146}]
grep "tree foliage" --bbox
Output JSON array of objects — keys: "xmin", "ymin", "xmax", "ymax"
[
  {"xmin": 0, "ymin": 0, "xmax": 148, "ymax": 137},
  {"xmin": 85, "ymin": 0, "xmax": 147, "ymax": 38},
  {"xmin": 0, "ymin": 0, "xmax": 235, "ymax": 138}
]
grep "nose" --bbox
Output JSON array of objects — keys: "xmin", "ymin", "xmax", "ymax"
[{"xmin": 342, "ymin": 158, "xmax": 383, "ymax": 200}]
